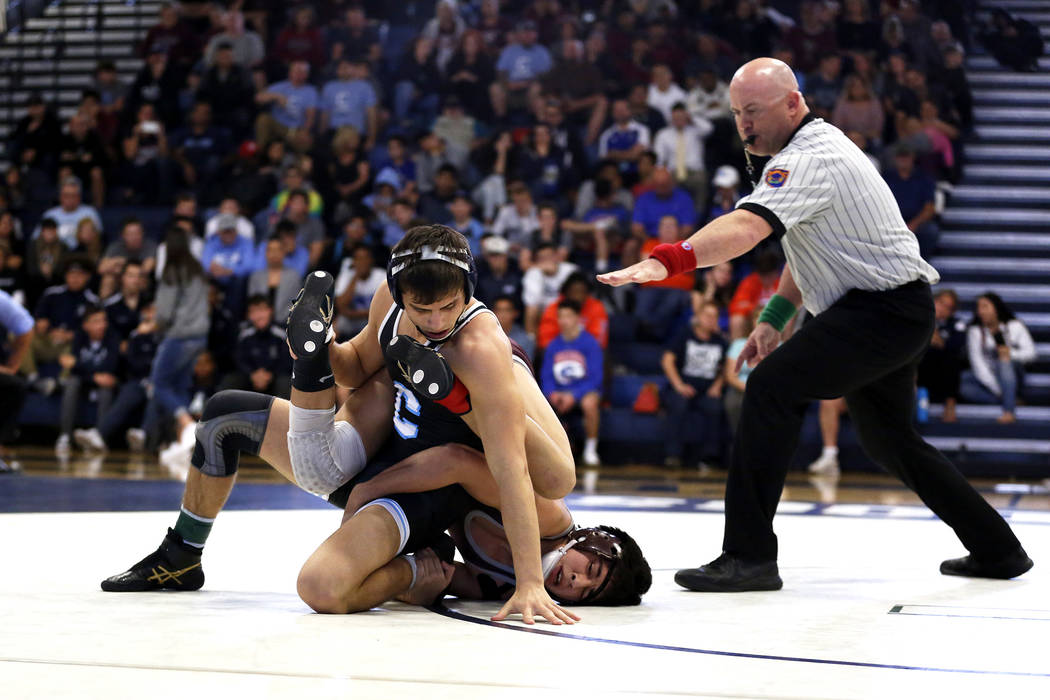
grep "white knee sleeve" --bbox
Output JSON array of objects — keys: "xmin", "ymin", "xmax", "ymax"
[{"xmin": 287, "ymin": 406, "xmax": 367, "ymax": 496}]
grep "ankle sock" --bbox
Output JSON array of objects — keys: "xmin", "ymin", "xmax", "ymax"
[
  {"xmin": 174, "ymin": 507, "xmax": 214, "ymax": 549},
  {"xmin": 292, "ymin": 350, "xmax": 335, "ymax": 392}
]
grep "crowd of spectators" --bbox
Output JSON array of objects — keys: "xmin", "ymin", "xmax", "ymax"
[{"xmin": 0, "ymin": 0, "xmax": 1029, "ymax": 470}]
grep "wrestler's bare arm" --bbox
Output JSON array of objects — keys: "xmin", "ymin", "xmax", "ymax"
[
  {"xmin": 344, "ymin": 442, "xmax": 573, "ymax": 536},
  {"xmin": 328, "ymin": 281, "xmax": 394, "ymax": 388}
]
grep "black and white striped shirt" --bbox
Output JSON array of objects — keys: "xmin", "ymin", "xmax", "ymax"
[{"xmin": 736, "ymin": 115, "xmax": 939, "ymax": 315}]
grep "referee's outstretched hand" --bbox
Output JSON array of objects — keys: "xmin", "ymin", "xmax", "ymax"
[
  {"xmin": 596, "ymin": 258, "xmax": 668, "ymax": 287},
  {"xmin": 735, "ymin": 322, "xmax": 782, "ymax": 372}
]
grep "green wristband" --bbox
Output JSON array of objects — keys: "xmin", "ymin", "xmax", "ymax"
[{"xmin": 757, "ymin": 294, "xmax": 797, "ymax": 332}]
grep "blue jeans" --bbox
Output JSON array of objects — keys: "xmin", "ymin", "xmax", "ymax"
[
  {"xmin": 97, "ymin": 380, "xmax": 149, "ymax": 442},
  {"xmin": 149, "ymin": 336, "xmax": 206, "ymax": 418},
  {"xmin": 959, "ymin": 361, "xmax": 1023, "ymax": 413},
  {"xmin": 914, "ymin": 220, "xmax": 940, "ymax": 261}
]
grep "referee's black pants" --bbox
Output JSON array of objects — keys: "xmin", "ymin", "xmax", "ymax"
[{"xmin": 723, "ymin": 281, "xmax": 1021, "ymax": 562}]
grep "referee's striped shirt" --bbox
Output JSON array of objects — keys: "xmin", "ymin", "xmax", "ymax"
[{"xmin": 735, "ymin": 114, "xmax": 939, "ymax": 315}]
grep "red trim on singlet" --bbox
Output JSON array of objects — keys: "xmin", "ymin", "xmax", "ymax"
[{"xmin": 436, "ymin": 377, "xmax": 472, "ymax": 415}]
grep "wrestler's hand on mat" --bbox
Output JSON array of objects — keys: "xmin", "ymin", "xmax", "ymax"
[
  {"xmin": 398, "ymin": 549, "xmax": 455, "ymax": 606},
  {"xmin": 735, "ymin": 322, "xmax": 781, "ymax": 372},
  {"xmin": 596, "ymin": 258, "xmax": 667, "ymax": 287},
  {"xmin": 492, "ymin": 582, "xmax": 581, "ymax": 625}
]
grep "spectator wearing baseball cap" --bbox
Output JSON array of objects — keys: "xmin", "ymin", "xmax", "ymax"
[
  {"xmin": 202, "ymin": 213, "xmax": 254, "ymax": 317},
  {"xmin": 494, "ymin": 20, "xmax": 553, "ymax": 119},
  {"xmin": 475, "ymin": 235, "xmax": 523, "ymax": 309}
]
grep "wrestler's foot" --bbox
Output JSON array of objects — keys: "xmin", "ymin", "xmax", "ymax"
[
  {"xmin": 101, "ymin": 528, "xmax": 204, "ymax": 592},
  {"xmin": 287, "ymin": 271, "xmax": 335, "ymax": 359},
  {"xmin": 386, "ymin": 334, "xmax": 456, "ymax": 400}
]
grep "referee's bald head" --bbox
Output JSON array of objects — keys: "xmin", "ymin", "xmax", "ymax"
[{"xmin": 730, "ymin": 57, "xmax": 809, "ymax": 157}]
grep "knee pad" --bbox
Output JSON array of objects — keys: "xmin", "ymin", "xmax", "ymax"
[
  {"xmin": 191, "ymin": 390, "xmax": 275, "ymax": 477},
  {"xmin": 287, "ymin": 409, "xmax": 367, "ymax": 496}
]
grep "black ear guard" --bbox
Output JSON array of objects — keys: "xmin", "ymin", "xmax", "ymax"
[{"xmin": 386, "ymin": 244, "xmax": 477, "ymax": 308}]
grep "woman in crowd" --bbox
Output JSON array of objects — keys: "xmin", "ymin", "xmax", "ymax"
[{"xmin": 961, "ymin": 293, "xmax": 1037, "ymax": 424}]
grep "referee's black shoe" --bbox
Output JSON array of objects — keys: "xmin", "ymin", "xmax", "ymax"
[
  {"xmin": 940, "ymin": 546, "xmax": 1033, "ymax": 580},
  {"xmin": 286, "ymin": 270, "xmax": 335, "ymax": 359},
  {"xmin": 675, "ymin": 553, "xmax": 783, "ymax": 592},
  {"xmin": 101, "ymin": 528, "xmax": 205, "ymax": 592}
]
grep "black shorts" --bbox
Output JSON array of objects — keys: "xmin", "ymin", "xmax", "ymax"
[{"xmin": 326, "ymin": 441, "xmax": 475, "ymax": 555}]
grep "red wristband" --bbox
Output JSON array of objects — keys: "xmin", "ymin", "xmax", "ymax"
[{"xmin": 649, "ymin": 242, "xmax": 697, "ymax": 278}]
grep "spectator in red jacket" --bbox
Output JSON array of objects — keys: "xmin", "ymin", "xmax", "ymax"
[
  {"xmin": 537, "ymin": 272, "xmax": 608, "ymax": 350},
  {"xmin": 273, "ymin": 6, "xmax": 325, "ymax": 73},
  {"xmin": 728, "ymin": 250, "xmax": 781, "ymax": 339}
]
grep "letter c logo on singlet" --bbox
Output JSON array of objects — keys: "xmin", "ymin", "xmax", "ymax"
[{"xmin": 392, "ymin": 381, "xmax": 421, "ymax": 439}]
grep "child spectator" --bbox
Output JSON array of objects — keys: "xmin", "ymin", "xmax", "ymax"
[
  {"xmin": 223, "ymin": 294, "xmax": 291, "ymax": 398},
  {"xmin": 522, "ymin": 242, "xmax": 577, "ymax": 340},
  {"xmin": 537, "ymin": 272, "xmax": 608, "ymax": 351},
  {"xmin": 56, "ymin": 305, "xmax": 120, "ymax": 455},
  {"xmin": 661, "ymin": 301, "xmax": 727, "ymax": 469},
  {"xmin": 334, "ymin": 244, "xmax": 384, "ymax": 338},
  {"xmin": 75, "ymin": 302, "xmax": 159, "ymax": 452},
  {"xmin": 917, "ymin": 289, "xmax": 967, "ymax": 423},
  {"xmin": 103, "ymin": 260, "xmax": 149, "ymax": 340},
  {"xmin": 541, "ymin": 299, "xmax": 603, "ymax": 467}
]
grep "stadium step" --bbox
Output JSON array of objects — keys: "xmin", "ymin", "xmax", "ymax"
[
  {"xmin": 973, "ymin": 106, "xmax": 1050, "ymax": 123},
  {"xmin": 961, "ymin": 164, "xmax": 1050, "ymax": 182},
  {"xmin": 965, "ymin": 144, "xmax": 1050, "ymax": 164},
  {"xmin": 973, "ymin": 89, "xmax": 1050, "ymax": 105},
  {"xmin": 974, "ymin": 125, "xmax": 1050, "ymax": 144},
  {"xmin": 968, "ymin": 72, "xmax": 1050, "ymax": 88},
  {"xmin": 949, "ymin": 184, "xmax": 1050, "ymax": 206},
  {"xmin": 938, "ymin": 232, "xmax": 1050, "ymax": 255},
  {"xmin": 942, "ymin": 206, "xmax": 1050, "ymax": 226},
  {"xmin": 966, "ymin": 55, "xmax": 1050, "ymax": 71},
  {"xmin": 931, "ymin": 256, "xmax": 1050, "ymax": 279}
]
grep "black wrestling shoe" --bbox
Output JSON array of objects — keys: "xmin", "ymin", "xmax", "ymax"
[
  {"xmin": 674, "ymin": 553, "xmax": 783, "ymax": 592},
  {"xmin": 386, "ymin": 334, "xmax": 455, "ymax": 400},
  {"xmin": 101, "ymin": 528, "xmax": 204, "ymax": 592},
  {"xmin": 940, "ymin": 547, "xmax": 1033, "ymax": 580},
  {"xmin": 286, "ymin": 270, "xmax": 335, "ymax": 359}
]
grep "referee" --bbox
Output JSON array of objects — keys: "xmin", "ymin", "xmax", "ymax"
[{"xmin": 598, "ymin": 58, "xmax": 1031, "ymax": 591}]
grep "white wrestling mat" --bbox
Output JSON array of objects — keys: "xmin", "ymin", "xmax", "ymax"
[{"xmin": 2, "ymin": 502, "xmax": 1048, "ymax": 699}]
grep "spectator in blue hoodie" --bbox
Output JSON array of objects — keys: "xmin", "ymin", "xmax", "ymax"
[
  {"xmin": 203, "ymin": 213, "xmax": 255, "ymax": 317},
  {"xmin": 221, "ymin": 294, "xmax": 291, "ymax": 398},
  {"xmin": 55, "ymin": 304, "xmax": 120, "ymax": 455},
  {"xmin": 541, "ymin": 298, "xmax": 603, "ymax": 467}
]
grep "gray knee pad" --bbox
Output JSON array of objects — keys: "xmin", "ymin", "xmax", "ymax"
[
  {"xmin": 192, "ymin": 390, "xmax": 275, "ymax": 477},
  {"xmin": 288, "ymin": 411, "xmax": 367, "ymax": 496}
]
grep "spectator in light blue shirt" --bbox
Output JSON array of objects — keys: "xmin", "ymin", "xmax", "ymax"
[
  {"xmin": 495, "ymin": 20, "xmax": 552, "ymax": 116},
  {"xmin": 203, "ymin": 214, "xmax": 255, "ymax": 317},
  {"xmin": 0, "ymin": 288, "xmax": 32, "ymax": 470},
  {"xmin": 320, "ymin": 57, "xmax": 378, "ymax": 147},
  {"xmin": 32, "ymin": 177, "xmax": 102, "ymax": 247},
  {"xmin": 255, "ymin": 61, "xmax": 318, "ymax": 152}
]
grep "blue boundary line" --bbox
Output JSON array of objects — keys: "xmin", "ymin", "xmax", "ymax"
[{"xmin": 429, "ymin": 605, "xmax": 1050, "ymax": 678}]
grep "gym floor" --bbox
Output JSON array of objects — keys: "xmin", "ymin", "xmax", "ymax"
[{"xmin": 2, "ymin": 450, "xmax": 1049, "ymax": 699}]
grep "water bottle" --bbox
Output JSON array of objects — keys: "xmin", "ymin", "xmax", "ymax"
[{"xmin": 916, "ymin": 386, "xmax": 929, "ymax": 423}]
